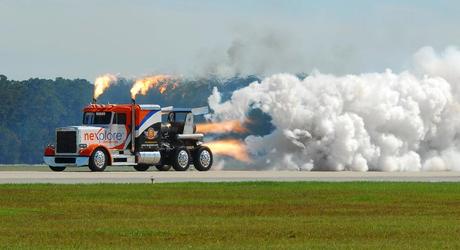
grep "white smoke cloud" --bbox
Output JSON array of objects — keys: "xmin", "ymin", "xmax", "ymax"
[
  {"xmin": 208, "ymin": 47, "xmax": 460, "ymax": 171},
  {"xmin": 414, "ymin": 46, "xmax": 460, "ymax": 94}
]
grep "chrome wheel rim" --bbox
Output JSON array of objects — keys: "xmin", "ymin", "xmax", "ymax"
[
  {"xmin": 94, "ymin": 150, "xmax": 105, "ymax": 168},
  {"xmin": 199, "ymin": 150, "xmax": 211, "ymax": 168},
  {"xmin": 177, "ymin": 150, "xmax": 189, "ymax": 168}
]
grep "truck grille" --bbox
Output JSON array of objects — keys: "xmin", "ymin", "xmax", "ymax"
[{"xmin": 56, "ymin": 131, "xmax": 77, "ymax": 154}]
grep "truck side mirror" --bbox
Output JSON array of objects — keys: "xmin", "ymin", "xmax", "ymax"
[{"xmin": 168, "ymin": 112, "xmax": 175, "ymax": 122}]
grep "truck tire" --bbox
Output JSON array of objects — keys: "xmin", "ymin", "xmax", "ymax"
[
  {"xmin": 193, "ymin": 146, "xmax": 213, "ymax": 171},
  {"xmin": 49, "ymin": 166, "xmax": 66, "ymax": 172},
  {"xmin": 155, "ymin": 165, "xmax": 171, "ymax": 171},
  {"xmin": 172, "ymin": 147, "xmax": 190, "ymax": 171},
  {"xmin": 133, "ymin": 164, "xmax": 150, "ymax": 171},
  {"xmin": 89, "ymin": 148, "xmax": 108, "ymax": 172}
]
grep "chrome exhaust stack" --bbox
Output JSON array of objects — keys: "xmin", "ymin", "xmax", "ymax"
[{"xmin": 131, "ymin": 98, "xmax": 136, "ymax": 153}]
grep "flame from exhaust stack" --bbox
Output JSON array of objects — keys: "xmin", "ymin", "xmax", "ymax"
[
  {"xmin": 196, "ymin": 120, "xmax": 248, "ymax": 134},
  {"xmin": 158, "ymin": 80, "xmax": 178, "ymax": 94},
  {"xmin": 93, "ymin": 74, "xmax": 117, "ymax": 100},
  {"xmin": 158, "ymin": 82, "xmax": 171, "ymax": 94},
  {"xmin": 205, "ymin": 139, "xmax": 250, "ymax": 162},
  {"xmin": 130, "ymin": 75, "xmax": 172, "ymax": 99}
]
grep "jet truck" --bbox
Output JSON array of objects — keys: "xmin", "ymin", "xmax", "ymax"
[{"xmin": 43, "ymin": 101, "xmax": 213, "ymax": 172}]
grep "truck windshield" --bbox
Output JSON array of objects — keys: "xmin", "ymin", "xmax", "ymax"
[{"xmin": 83, "ymin": 112, "xmax": 112, "ymax": 125}]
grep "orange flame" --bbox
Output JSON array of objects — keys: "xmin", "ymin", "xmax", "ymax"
[
  {"xmin": 205, "ymin": 139, "xmax": 250, "ymax": 162},
  {"xmin": 158, "ymin": 80, "xmax": 179, "ymax": 94},
  {"xmin": 197, "ymin": 120, "xmax": 247, "ymax": 134},
  {"xmin": 93, "ymin": 74, "xmax": 117, "ymax": 100},
  {"xmin": 158, "ymin": 83, "xmax": 168, "ymax": 94},
  {"xmin": 130, "ymin": 75, "xmax": 172, "ymax": 99}
]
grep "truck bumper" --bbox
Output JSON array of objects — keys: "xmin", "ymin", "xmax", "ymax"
[{"xmin": 43, "ymin": 156, "xmax": 89, "ymax": 167}]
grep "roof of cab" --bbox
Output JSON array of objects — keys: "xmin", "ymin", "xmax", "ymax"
[{"xmin": 83, "ymin": 103, "xmax": 160, "ymax": 113}]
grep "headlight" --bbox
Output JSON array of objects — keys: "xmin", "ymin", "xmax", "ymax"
[
  {"xmin": 47, "ymin": 144, "xmax": 55, "ymax": 149},
  {"xmin": 79, "ymin": 144, "xmax": 88, "ymax": 149}
]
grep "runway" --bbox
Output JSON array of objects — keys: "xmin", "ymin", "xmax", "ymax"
[{"xmin": 0, "ymin": 170, "xmax": 459, "ymax": 184}]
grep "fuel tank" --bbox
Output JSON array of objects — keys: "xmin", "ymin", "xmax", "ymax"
[{"xmin": 136, "ymin": 151, "xmax": 161, "ymax": 165}]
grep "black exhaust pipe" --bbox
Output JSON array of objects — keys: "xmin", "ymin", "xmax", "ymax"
[{"xmin": 92, "ymin": 97, "xmax": 97, "ymax": 104}]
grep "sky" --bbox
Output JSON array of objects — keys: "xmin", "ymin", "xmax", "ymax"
[{"xmin": 1, "ymin": 0, "xmax": 460, "ymax": 81}]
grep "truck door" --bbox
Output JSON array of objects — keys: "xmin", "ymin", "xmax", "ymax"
[{"xmin": 111, "ymin": 112, "xmax": 129, "ymax": 150}]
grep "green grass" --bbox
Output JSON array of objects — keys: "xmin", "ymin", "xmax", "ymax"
[{"xmin": 0, "ymin": 182, "xmax": 459, "ymax": 249}]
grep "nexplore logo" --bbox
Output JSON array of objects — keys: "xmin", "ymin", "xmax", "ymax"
[{"xmin": 84, "ymin": 129, "xmax": 123, "ymax": 142}]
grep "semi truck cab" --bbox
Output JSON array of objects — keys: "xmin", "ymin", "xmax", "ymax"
[{"xmin": 44, "ymin": 102, "xmax": 213, "ymax": 172}]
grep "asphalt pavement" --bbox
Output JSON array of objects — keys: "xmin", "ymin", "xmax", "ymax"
[{"xmin": 0, "ymin": 170, "xmax": 459, "ymax": 184}]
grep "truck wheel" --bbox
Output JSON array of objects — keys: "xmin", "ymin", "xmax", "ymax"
[
  {"xmin": 172, "ymin": 147, "xmax": 190, "ymax": 171},
  {"xmin": 133, "ymin": 164, "xmax": 150, "ymax": 171},
  {"xmin": 89, "ymin": 148, "xmax": 108, "ymax": 172},
  {"xmin": 155, "ymin": 165, "xmax": 171, "ymax": 171},
  {"xmin": 193, "ymin": 146, "xmax": 213, "ymax": 171},
  {"xmin": 49, "ymin": 166, "xmax": 66, "ymax": 172}
]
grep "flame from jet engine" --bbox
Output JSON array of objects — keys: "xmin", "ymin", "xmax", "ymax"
[
  {"xmin": 130, "ymin": 75, "xmax": 173, "ymax": 98},
  {"xmin": 196, "ymin": 120, "xmax": 248, "ymax": 134},
  {"xmin": 205, "ymin": 139, "xmax": 250, "ymax": 162},
  {"xmin": 93, "ymin": 74, "xmax": 117, "ymax": 100}
]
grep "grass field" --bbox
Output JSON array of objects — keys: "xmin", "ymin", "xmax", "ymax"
[{"xmin": 0, "ymin": 182, "xmax": 459, "ymax": 249}]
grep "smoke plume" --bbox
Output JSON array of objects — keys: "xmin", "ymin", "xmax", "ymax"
[
  {"xmin": 199, "ymin": 30, "xmax": 307, "ymax": 77},
  {"xmin": 208, "ymin": 47, "xmax": 460, "ymax": 171}
]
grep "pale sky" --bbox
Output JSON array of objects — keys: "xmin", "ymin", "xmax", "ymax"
[{"xmin": 1, "ymin": 0, "xmax": 459, "ymax": 81}]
